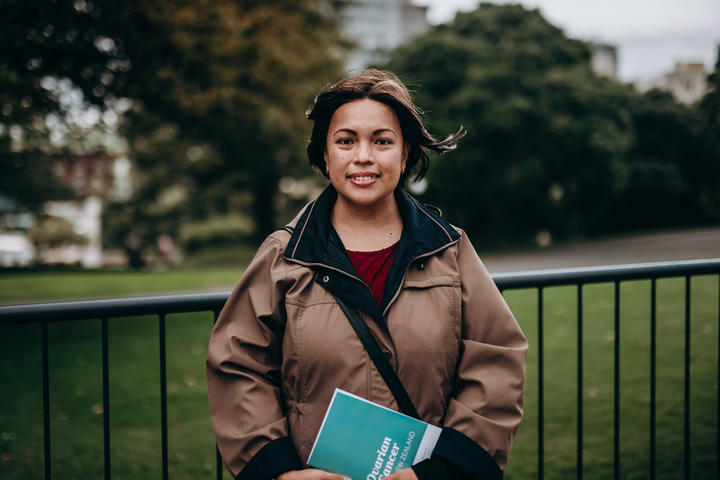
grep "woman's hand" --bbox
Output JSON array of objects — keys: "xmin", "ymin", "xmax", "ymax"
[
  {"xmin": 277, "ymin": 469, "xmax": 349, "ymax": 480},
  {"xmin": 383, "ymin": 468, "xmax": 419, "ymax": 480}
]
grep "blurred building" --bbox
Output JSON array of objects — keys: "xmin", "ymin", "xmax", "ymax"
[
  {"xmin": 48, "ymin": 152, "xmax": 130, "ymax": 267},
  {"xmin": 0, "ymin": 152, "xmax": 131, "ymax": 267},
  {"xmin": 590, "ymin": 42, "xmax": 618, "ymax": 80},
  {"xmin": 341, "ymin": 0, "xmax": 430, "ymax": 71},
  {"xmin": 0, "ymin": 232, "xmax": 34, "ymax": 267},
  {"xmin": 0, "ymin": 196, "xmax": 33, "ymax": 266},
  {"xmin": 42, "ymin": 196, "xmax": 103, "ymax": 267},
  {"xmin": 636, "ymin": 62, "xmax": 710, "ymax": 104},
  {"xmin": 53, "ymin": 152, "xmax": 115, "ymax": 198}
]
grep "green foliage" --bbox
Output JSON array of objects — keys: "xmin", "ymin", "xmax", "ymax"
[
  {"xmin": 179, "ymin": 215, "xmax": 254, "ymax": 253},
  {"xmin": 28, "ymin": 215, "xmax": 87, "ymax": 249},
  {"xmin": 385, "ymin": 3, "xmax": 718, "ymax": 246},
  {"xmin": 0, "ymin": 1, "xmax": 126, "ymax": 211},
  {"xmin": 385, "ymin": 4, "xmax": 636, "ymax": 244},
  {"xmin": 4, "ymin": 0, "xmax": 717, "ymax": 253},
  {"xmin": 0, "ymin": 148, "xmax": 75, "ymax": 211},
  {"xmin": 110, "ymin": 0, "xmax": 348, "ymax": 242},
  {"xmin": 1, "ymin": 0, "xmax": 347, "ymax": 247},
  {"xmin": 612, "ymin": 90, "xmax": 702, "ymax": 229},
  {"xmin": 694, "ymin": 46, "xmax": 720, "ymax": 220}
]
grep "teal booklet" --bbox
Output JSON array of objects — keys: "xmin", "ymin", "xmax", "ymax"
[{"xmin": 307, "ymin": 388, "xmax": 441, "ymax": 480}]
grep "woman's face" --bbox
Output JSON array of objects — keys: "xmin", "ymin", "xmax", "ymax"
[{"xmin": 324, "ymin": 98, "xmax": 408, "ymax": 213}]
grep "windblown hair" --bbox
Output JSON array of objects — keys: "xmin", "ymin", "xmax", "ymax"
[{"xmin": 306, "ymin": 69, "xmax": 465, "ymax": 182}]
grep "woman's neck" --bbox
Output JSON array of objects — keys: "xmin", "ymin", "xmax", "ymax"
[{"xmin": 331, "ymin": 196, "xmax": 403, "ymax": 251}]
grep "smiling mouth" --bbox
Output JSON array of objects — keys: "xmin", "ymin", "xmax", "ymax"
[
  {"xmin": 348, "ymin": 172, "xmax": 380, "ymax": 179},
  {"xmin": 348, "ymin": 173, "xmax": 379, "ymax": 186}
]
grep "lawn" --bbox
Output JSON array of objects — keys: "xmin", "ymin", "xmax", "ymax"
[
  {"xmin": 0, "ymin": 268, "xmax": 245, "ymax": 305},
  {"xmin": 503, "ymin": 278, "xmax": 719, "ymax": 480},
  {"xmin": 0, "ymin": 270, "xmax": 718, "ymax": 479}
]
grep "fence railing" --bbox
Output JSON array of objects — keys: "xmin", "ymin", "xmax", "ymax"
[{"xmin": 1, "ymin": 258, "xmax": 719, "ymax": 480}]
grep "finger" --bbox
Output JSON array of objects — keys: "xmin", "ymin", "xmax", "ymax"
[
  {"xmin": 323, "ymin": 472, "xmax": 349, "ymax": 480},
  {"xmin": 305, "ymin": 469, "xmax": 349, "ymax": 480}
]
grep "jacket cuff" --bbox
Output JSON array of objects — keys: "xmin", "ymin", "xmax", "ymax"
[
  {"xmin": 431, "ymin": 427, "xmax": 501, "ymax": 480},
  {"xmin": 236, "ymin": 436, "xmax": 302, "ymax": 480},
  {"xmin": 412, "ymin": 456, "xmax": 470, "ymax": 480}
]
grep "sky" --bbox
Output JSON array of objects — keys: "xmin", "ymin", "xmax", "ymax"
[{"xmin": 417, "ymin": 0, "xmax": 720, "ymax": 82}]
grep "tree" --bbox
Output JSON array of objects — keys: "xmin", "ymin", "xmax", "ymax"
[
  {"xmin": 694, "ymin": 46, "xmax": 720, "ymax": 221},
  {"xmin": 384, "ymin": 4, "xmax": 636, "ymax": 245},
  {"xmin": 1, "ymin": 1, "xmax": 125, "ymax": 212},
  {"xmin": 613, "ymin": 89, "xmax": 704, "ymax": 230},
  {"xmin": 1, "ymin": 0, "xmax": 348, "ymax": 248}
]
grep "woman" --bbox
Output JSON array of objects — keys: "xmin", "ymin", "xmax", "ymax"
[{"xmin": 207, "ymin": 69, "xmax": 527, "ymax": 480}]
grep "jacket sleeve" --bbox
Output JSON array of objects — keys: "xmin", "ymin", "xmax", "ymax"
[
  {"xmin": 206, "ymin": 235, "xmax": 302, "ymax": 479},
  {"xmin": 432, "ymin": 230, "xmax": 528, "ymax": 480}
]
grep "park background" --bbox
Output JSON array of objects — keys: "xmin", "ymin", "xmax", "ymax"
[{"xmin": 1, "ymin": 1, "xmax": 719, "ymax": 479}]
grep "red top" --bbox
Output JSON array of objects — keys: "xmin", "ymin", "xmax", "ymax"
[{"xmin": 346, "ymin": 240, "xmax": 400, "ymax": 309}]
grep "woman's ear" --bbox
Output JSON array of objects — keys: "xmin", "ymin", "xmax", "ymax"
[{"xmin": 323, "ymin": 150, "xmax": 329, "ymax": 175}]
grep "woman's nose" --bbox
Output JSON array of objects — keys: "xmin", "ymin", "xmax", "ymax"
[{"xmin": 354, "ymin": 140, "xmax": 373, "ymax": 163}]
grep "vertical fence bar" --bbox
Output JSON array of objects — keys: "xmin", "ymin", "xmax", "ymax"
[
  {"xmin": 650, "ymin": 278, "xmax": 657, "ymax": 480},
  {"xmin": 684, "ymin": 276, "xmax": 691, "ymax": 480},
  {"xmin": 214, "ymin": 310, "xmax": 223, "ymax": 480},
  {"xmin": 538, "ymin": 287, "xmax": 545, "ymax": 480},
  {"xmin": 613, "ymin": 281, "xmax": 621, "ymax": 480},
  {"xmin": 717, "ymin": 275, "xmax": 719, "ymax": 480},
  {"xmin": 159, "ymin": 313, "xmax": 169, "ymax": 480},
  {"xmin": 577, "ymin": 284, "xmax": 584, "ymax": 480},
  {"xmin": 41, "ymin": 321, "xmax": 52, "ymax": 480},
  {"xmin": 101, "ymin": 318, "xmax": 111, "ymax": 480}
]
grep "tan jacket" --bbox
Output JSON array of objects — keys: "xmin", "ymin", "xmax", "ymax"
[{"xmin": 207, "ymin": 187, "xmax": 527, "ymax": 479}]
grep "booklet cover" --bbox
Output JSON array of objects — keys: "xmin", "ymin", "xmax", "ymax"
[{"xmin": 307, "ymin": 388, "xmax": 441, "ymax": 480}]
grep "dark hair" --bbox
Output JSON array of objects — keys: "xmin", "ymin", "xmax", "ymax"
[{"xmin": 306, "ymin": 69, "xmax": 465, "ymax": 182}]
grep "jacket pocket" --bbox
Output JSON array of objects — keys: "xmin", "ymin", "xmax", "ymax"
[{"xmin": 402, "ymin": 274, "xmax": 461, "ymax": 330}]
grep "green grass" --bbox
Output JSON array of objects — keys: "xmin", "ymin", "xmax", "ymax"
[
  {"xmin": 0, "ymin": 268, "xmax": 246, "ymax": 304},
  {"xmin": 503, "ymin": 277, "xmax": 719, "ymax": 480},
  {"xmin": 0, "ymin": 271, "xmax": 718, "ymax": 479}
]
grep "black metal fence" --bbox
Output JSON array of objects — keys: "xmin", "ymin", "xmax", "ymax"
[{"xmin": 1, "ymin": 259, "xmax": 719, "ymax": 480}]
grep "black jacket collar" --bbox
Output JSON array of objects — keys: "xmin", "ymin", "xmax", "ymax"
[{"xmin": 283, "ymin": 185, "xmax": 460, "ymax": 323}]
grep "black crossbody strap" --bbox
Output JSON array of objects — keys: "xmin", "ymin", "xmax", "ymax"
[{"xmin": 333, "ymin": 294, "xmax": 420, "ymax": 419}]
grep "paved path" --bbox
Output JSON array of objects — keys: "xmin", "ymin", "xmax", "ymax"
[{"xmin": 479, "ymin": 227, "xmax": 720, "ymax": 273}]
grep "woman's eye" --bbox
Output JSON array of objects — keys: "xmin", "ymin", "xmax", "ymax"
[
  {"xmin": 337, "ymin": 138, "xmax": 353, "ymax": 145},
  {"xmin": 376, "ymin": 138, "xmax": 392, "ymax": 145}
]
